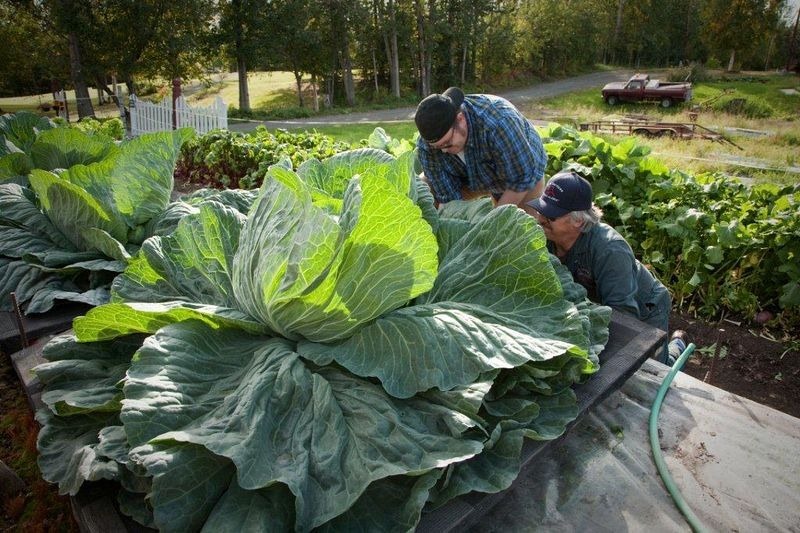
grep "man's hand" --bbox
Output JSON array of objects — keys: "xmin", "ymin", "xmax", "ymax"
[
  {"xmin": 496, "ymin": 189, "xmax": 529, "ymax": 207},
  {"xmin": 497, "ymin": 180, "xmax": 545, "ymax": 215}
]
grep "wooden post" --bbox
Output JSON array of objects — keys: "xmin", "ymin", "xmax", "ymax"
[
  {"xmin": 172, "ymin": 78, "xmax": 182, "ymax": 130},
  {"xmin": 59, "ymin": 90, "xmax": 70, "ymax": 122}
]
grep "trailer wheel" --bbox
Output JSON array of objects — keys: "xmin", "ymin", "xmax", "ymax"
[
  {"xmin": 660, "ymin": 97, "xmax": 673, "ymax": 108},
  {"xmin": 606, "ymin": 95, "xmax": 619, "ymax": 106}
]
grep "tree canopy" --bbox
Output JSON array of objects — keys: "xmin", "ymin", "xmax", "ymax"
[{"xmin": 1, "ymin": 0, "xmax": 797, "ymax": 111}]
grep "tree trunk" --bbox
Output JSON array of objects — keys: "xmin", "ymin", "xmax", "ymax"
[
  {"xmin": 387, "ymin": 0, "xmax": 401, "ymax": 98},
  {"xmin": 414, "ymin": 0, "xmax": 430, "ymax": 96},
  {"xmin": 68, "ymin": 31, "xmax": 94, "ymax": 119},
  {"xmin": 372, "ymin": 49, "xmax": 380, "ymax": 94},
  {"xmin": 342, "ymin": 37, "xmax": 356, "ymax": 106},
  {"xmin": 460, "ymin": 38, "xmax": 468, "ymax": 85},
  {"xmin": 311, "ymin": 73, "xmax": 319, "ymax": 111},
  {"xmin": 764, "ymin": 34, "xmax": 775, "ymax": 70},
  {"xmin": 389, "ymin": 31, "xmax": 401, "ymax": 98},
  {"xmin": 237, "ymin": 56, "xmax": 251, "ymax": 112},
  {"xmin": 612, "ymin": 0, "xmax": 626, "ymax": 64},
  {"xmin": 294, "ymin": 71, "xmax": 305, "ymax": 107},
  {"xmin": 95, "ymin": 75, "xmax": 123, "ymax": 109},
  {"xmin": 786, "ymin": 6, "xmax": 800, "ymax": 71},
  {"xmin": 727, "ymin": 49, "xmax": 736, "ymax": 72},
  {"xmin": 327, "ymin": 65, "xmax": 335, "ymax": 107},
  {"xmin": 683, "ymin": 0, "xmax": 693, "ymax": 62}
]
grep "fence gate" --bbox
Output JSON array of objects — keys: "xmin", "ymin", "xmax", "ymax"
[{"xmin": 129, "ymin": 95, "xmax": 227, "ymax": 136}]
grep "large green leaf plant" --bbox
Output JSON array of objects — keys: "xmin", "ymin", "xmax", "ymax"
[
  {"xmin": 35, "ymin": 148, "xmax": 611, "ymax": 531},
  {"xmin": 540, "ymin": 123, "xmax": 800, "ymax": 328},
  {"xmin": 0, "ymin": 120, "xmax": 193, "ymax": 313}
]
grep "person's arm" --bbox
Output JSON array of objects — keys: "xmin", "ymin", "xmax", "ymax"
[
  {"xmin": 487, "ymin": 110, "xmax": 547, "ymax": 204},
  {"xmin": 495, "ymin": 189, "xmax": 529, "ymax": 207},
  {"xmin": 592, "ymin": 242, "xmax": 641, "ymax": 317},
  {"xmin": 496, "ymin": 180, "xmax": 545, "ymax": 214},
  {"xmin": 417, "ymin": 139, "xmax": 463, "ymax": 203}
]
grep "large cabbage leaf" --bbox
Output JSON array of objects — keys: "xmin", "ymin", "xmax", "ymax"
[
  {"xmin": 0, "ymin": 111, "xmax": 56, "ymax": 156},
  {"xmin": 29, "ymin": 127, "xmax": 118, "ymax": 171},
  {"xmin": 297, "ymin": 203, "xmax": 600, "ymax": 399},
  {"xmin": 1, "ymin": 114, "xmax": 114, "ymax": 185},
  {"xmin": 0, "ymin": 129, "xmax": 192, "ymax": 313},
  {"xmin": 232, "ymin": 155, "xmax": 438, "ymax": 342},
  {"xmin": 35, "ymin": 147, "xmax": 612, "ymax": 531},
  {"xmin": 122, "ymin": 322, "xmax": 480, "ymax": 531}
]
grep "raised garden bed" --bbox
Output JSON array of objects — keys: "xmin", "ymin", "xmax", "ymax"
[{"xmin": 8, "ymin": 311, "xmax": 664, "ymax": 532}]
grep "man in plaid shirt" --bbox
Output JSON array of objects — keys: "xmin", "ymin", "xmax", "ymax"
[{"xmin": 414, "ymin": 87, "xmax": 547, "ymax": 214}]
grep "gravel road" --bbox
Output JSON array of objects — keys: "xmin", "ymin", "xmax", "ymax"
[{"xmin": 228, "ymin": 69, "xmax": 634, "ymax": 132}]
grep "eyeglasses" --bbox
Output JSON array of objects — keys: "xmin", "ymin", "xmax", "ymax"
[
  {"xmin": 429, "ymin": 125, "xmax": 457, "ymax": 151},
  {"xmin": 535, "ymin": 211, "xmax": 563, "ymax": 223}
]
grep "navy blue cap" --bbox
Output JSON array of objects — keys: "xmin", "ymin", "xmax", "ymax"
[{"xmin": 527, "ymin": 171, "xmax": 593, "ymax": 219}]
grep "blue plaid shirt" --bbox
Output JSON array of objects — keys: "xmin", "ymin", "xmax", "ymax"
[{"xmin": 416, "ymin": 93, "xmax": 547, "ymax": 203}]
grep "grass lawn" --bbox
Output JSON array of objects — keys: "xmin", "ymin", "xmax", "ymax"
[
  {"xmin": 0, "ymin": 71, "xmax": 301, "ymax": 119},
  {"xmin": 186, "ymin": 71, "xmax": 298, "ymax": 107},
  {"xmin": 275, "ymin": 122, "xmax": 418, "ymax": 147},
  {"xmin": 537, "ymin": 72, "xmax": 800, "ymax": 118},
  {"xmin": 529, "ymin": 72, "xmax": 800, "ymax": 185}
]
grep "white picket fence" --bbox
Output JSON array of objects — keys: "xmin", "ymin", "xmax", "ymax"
[{"xmin": 129, "ymin": 95, "xmax": 228, "ymax": 136}]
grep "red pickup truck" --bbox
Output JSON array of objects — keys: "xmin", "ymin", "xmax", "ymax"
[{"xmin": 602, "ymin": 74, "xmax": 692, "ymax": 108}]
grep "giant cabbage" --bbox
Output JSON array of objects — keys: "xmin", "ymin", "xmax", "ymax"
[
  {"xmin": 0, "ymin": 111, "xmax": 115, "ymax": 185},
  {"xmin": 35, "ymin": 148, "xmax": 610, "ymax": 531},
  {"xmin": 0, "ymin": 127, "xmax": 193, "ymax": 313}
]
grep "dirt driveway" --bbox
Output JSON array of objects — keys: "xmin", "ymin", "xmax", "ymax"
[{"xmin": 228, "ymin": 70, "xmax": 635, "ymax": 132}]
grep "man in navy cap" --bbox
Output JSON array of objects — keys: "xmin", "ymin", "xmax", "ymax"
[
  {"xmin": 527, "ymin": 170, "xmax": 686, "ymax": 364},
  {"xmin": 414, "ymin": 87, "xmax": 546, "ymax": 214}
]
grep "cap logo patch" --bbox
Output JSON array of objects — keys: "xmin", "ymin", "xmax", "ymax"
[{"xmin": 543, "ymin": 183, "xmax": 563, "ymax": 204}]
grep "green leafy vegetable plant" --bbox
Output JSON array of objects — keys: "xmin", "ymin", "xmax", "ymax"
[
  {"xmin": 173, "ymin": 126, "xmax": 350, "ymax": 190},
  {"xmin": 34, "ymin": 148, "xmax": 610, "ymax": 531},
  {"xmin": 0, "ymin": 121, "xmax": 193, "ymax": 313},
  {"xmin": 68, "ymin": 117, "xmax": 126, "ymax": 141},
  {"xmin": 540, "ymin": 124, "xmax": 800, "ymax": 330}
]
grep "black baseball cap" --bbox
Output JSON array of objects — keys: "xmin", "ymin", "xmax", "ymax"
[
  {"xmin": 414, "ymin": 87, "xmax": 465, "ymax": 143},
  {"xmin": 527, "ymin": 171, "xmax": 593, "ymax": 219}
]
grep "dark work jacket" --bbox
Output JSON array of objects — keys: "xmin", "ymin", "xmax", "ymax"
[{"xmin": 549, "ymin": 223, "xmax": 670, "ymax": 333}]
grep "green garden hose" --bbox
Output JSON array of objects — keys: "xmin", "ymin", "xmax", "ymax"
[{"xmin": 648, "ymin": 343, "xmax": 709, "ymax": 533}]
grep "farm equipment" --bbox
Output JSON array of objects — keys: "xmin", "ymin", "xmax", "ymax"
[{"xmin": 579, "ymin": 117, "xmax": 743, "ymax": 149}]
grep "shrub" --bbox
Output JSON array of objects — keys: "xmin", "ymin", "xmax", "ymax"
[
  {"xmin": 712, "ymin": 95, "xmax": 774, "ymax": 118},
  {"xmin": 667, "ymin": 62, "xmax": 712, "ymax": 83},
  {"xmin": 134, "ymin": 80, "xmax": 161, "ymax": 97},
  {"xmin": 774, "ymin": 132, "xmax": 800, "ymax": 146}
]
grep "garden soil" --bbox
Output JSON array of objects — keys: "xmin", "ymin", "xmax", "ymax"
[
  {"xmin": 671, "ymin": 310, "xmax": 800, "ymax": 419},
  {"xmin": 1, "ymin": 309, "xmax": 797, "ymax": 530}
]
